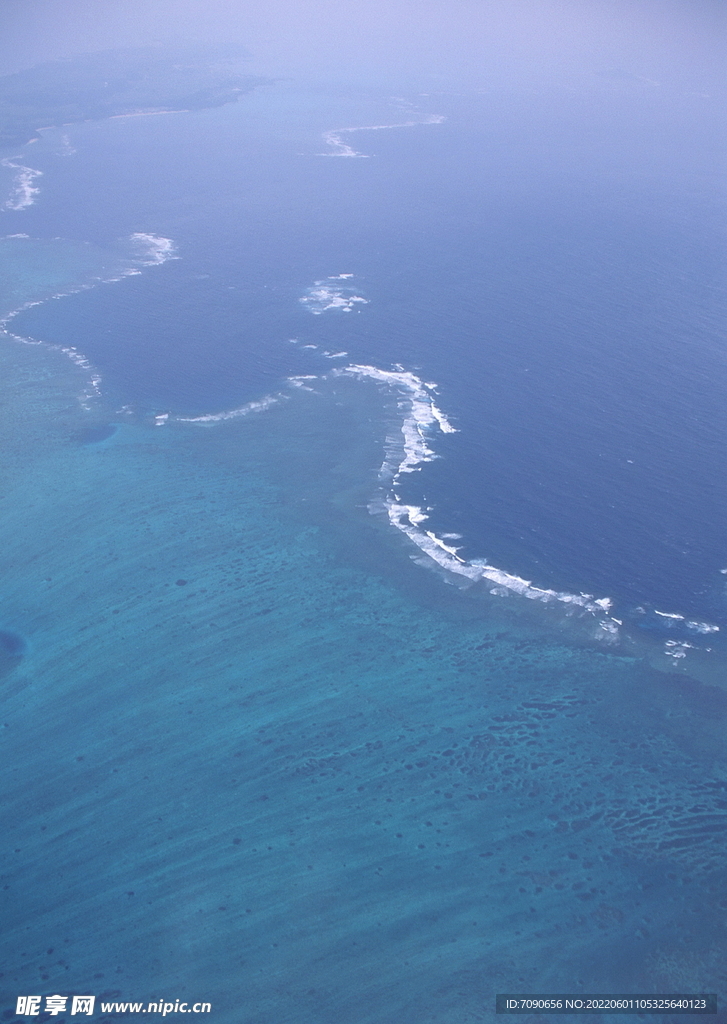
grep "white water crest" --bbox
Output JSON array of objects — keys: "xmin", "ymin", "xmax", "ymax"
[
  {"xmin": 1, "ymin": 157, "xmax": 43, "ymax": 211},
  {"xmin": 335, "ymin": 362, "xmax": 618, "ymax": 626},
  {"xmin": 128, "ymin": 232, "xmax": 178, "ymax": 266},
  {"xmin": 300, "ymin": 275, "xmax": 368, "ymax": 315},
  {"xmin": 0, "ymin": 232, "xmax": 178, "ymax": 408},
  {"xmin": 319, "ymin": 113, "xmax": 445, "ymax": 158},
  {"xmin": 176, "ymin": 394, "xmax": 283, "ymax": 424},
  {"xmin": 654, "ymin": 609, "xmax": 719, "ymax": 634}
]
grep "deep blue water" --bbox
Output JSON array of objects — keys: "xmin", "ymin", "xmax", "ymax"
[
  {"xmin": 1, "ymin": 76, "xmax": 726, "ymax": 1024},
  {"xmin": 10, "ymin": 84, "xmax": 726, "ymax": 629}
]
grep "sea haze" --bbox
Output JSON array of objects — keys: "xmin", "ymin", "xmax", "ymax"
[{"xmin": 9, "ymin": 80, "xmax": 726, "ymax": 633}]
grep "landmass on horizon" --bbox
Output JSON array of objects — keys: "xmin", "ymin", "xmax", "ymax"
[{"xmin": 0, "ymin": 46, "xmax": 267, "ymax": 147}]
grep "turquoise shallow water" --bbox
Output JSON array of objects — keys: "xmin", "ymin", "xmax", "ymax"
[{"xmin": 1, "ymin": 298, "xmax": 726, "ymax": 1022}]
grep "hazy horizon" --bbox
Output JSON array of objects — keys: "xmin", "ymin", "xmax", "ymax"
[{"xmin": 1, "ymin": 0, "xmax": 724, "ymax": 97}]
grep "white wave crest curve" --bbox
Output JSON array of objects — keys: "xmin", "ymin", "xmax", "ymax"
[
  {"xmin": 176, "ymin": 394, "xmax": 283, "ymax": 424},
  {"xmin": 336, "ymin": 362, "xmax": 616, "ymax": 623},
  {"xmin": 0, "ymin": 230, "xmax": 179, "ymax": 408},
  {"xmin": 319, "ymin": 113, "xmax": 445, "ymax": 158}
]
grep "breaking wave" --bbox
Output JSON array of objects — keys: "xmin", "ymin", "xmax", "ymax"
[
  {"xmin": 1, "ymin": 157, "xmax": 43, "ymax": 212},
  {"xmin": 319, "ymin": 113, "xmax": 445, "ymax": 158},
  {"xmin": 175, "ymin": 394, "xmax": 283, "ymax": 424},
  {"xmin": 0, "ymin": 232, "xmax": 178, "ymax": 408},
  {"xmin": 300, "ymin": 274, "xmax": 368, "ymax": 315},
  {"xmin": 128, "ymin": 232, "xmax": 178, "ymax": 266},
  {"xmin": 179, "ymin": 271, "xmax": 722, "ymax": 646},
  {"xmin": 335, "ymin": 363, "xmax": 616, "ymax": 625}
]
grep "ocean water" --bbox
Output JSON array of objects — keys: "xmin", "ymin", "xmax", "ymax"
[{"xmin": 1, "ymin": 78, "xmax": 726, "ymax": 1024}]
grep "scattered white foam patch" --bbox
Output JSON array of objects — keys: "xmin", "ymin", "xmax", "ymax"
[
  {"xmin": 600, "ymin": 620, "xmax": 620, "ymax": 638},
  {"xmin": 287, "ymin": 375, "xmax": 318, "ymax": 391},
  {"xmin": 652, "ymin": 610, "xmax": 719, "ymax": 632},
  {"xmin": 128, "ymin": 232, "xmax": 178, "ymax": 266},
  {"xmin": 1, "ymin": 157, "xmax": 43, "ymax": 212},
  {"xmin": 176, "ymin": 394, "xmax": 282, "ymax": 424},
  {"xmin": 334, "ymin": 361, "xmax": 617, "ymax": 623},
  {"xmin": 319, "ymin": 113, "xmax": 445, "ymax": 158},
  {"xmin": 664, "ymin": 640, "xmax": 695, "ymax": 659},
  {"xmin": 300, "ymin": 276, "xmax": 369, "ymax": 315},
  {"xmin": 323, "ymin": 351, "xmax": 348, "ymax": 359},
  {"xmin": 59, "ymin": 134, "xmax": 76, "ymax": 156}
]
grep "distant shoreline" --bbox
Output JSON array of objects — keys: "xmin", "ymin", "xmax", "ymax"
[{"xmin": 0, "ymin": 47, "xmax": 268, "ymax": 149}]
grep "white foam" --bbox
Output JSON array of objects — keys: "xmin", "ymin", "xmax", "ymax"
[
  {"xmin": 686, "ymin": 620, "xmax": 720, "ymax": 634},
  {"xmin": 287, "ymin": 374, "xmax": 319, "ymax": 391},
  {"xmin": 128, "ymin": 232, "xmax": 178, "ymax": 266},
  {"xmin": 1, "ymin": 158, "xmax": 43, "ymax": 212},
  {"xmin": 58, "ymin": 134, "xmax": 76, "ymax": 156},
  {"xmin": 425, "ymin": 530, "xmax": 463, "ymax": 558},
  {"xmin": 599, "ymin": 620, "xmax": 620, "ymax": 640},
  {"xmin": 0, "ymin": 229, "xmax": 179, "ymax": 408},
  {"xmin": 654, "ymin": 610, "xmax": 720, "ymax": 633},
  {"xmin": 336, "ymin": 365, "xmax": 457, "ymax": 477},
  {"xmin": 664, "ymin": 640, "xmax": 695, "ymax": 659},
  {"xmin": 300, "ymin": 277, "xmax": 369, "ymax": 315},
  {"xmin": 319, "ymin": 112, "xmax": 445, "ymax": 158},
  {"xmin": 334, "ymin": 361, "xmax": 617, "ymax": 620},
  {"xmin": 109, "ymin": 108, "xmax": 191, "ymax": 121},
  {"xmin": 176, "ymin": 394, "xmax": 282, "ymax": 423}
]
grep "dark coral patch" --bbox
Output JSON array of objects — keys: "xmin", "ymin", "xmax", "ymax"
[
  {"xmin": 0, "ymin": 630, "xmax": 25, "ymax": 677},
  {"xmin": 71, "ymin": 424, "xmax": 117, "ymax": 444}
]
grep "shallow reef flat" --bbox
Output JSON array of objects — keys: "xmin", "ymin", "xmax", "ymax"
[{"xmin": 0, "ymin": 348, "xmax": 725, "ymax": 1024}]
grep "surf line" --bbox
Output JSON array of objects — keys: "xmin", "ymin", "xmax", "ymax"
[
  {"xmin": 319, "ymin": 114, "xmax": 445, "ymax": 158},
  {"xmin": 175, "ymin": 394, "xmax": 284, "ymax": 425},
  {"xmin": 170, "ymin": 357, "xmax": 721, "ymax": 642},
  {"xmin": 333, "ymin": 364, "xmax": 618, "ymax": 630},
  {"xmin": 0, "ymin": 232, "xmax": 177, "ymax": 407}
]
